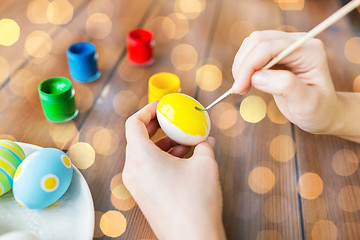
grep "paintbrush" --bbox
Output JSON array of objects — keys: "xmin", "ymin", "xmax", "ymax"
[{"xmin": 195, "ymin": 0, "xmax": 360, "ymax": 112}]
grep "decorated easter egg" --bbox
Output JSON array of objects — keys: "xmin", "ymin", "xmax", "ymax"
[
  {"xmin": 0, "ymin": 140, "xmax": 25, "ymax": 196},
  {"xmin": 13, "ymin": 148, "xmax": 73, "ymax": 209},
  {"xmin": 157, "ymin": 93, "xmax": 211, "ymax": 146}
]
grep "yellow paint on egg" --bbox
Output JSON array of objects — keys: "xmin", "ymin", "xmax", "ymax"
[
  {"xmin": 62, "ymin": 155, "xmax": 71, "ymax": 168},
  {"xmin": 14, "ymin": 165, "xmax": 21, "ymax": 180},
  {"xmin": 44, "ymin": 177, "xmax": 57, "ymax": 190},
  {"xmin": 157, "ymin": 93, "xmax": 208, "ymax": 136}
]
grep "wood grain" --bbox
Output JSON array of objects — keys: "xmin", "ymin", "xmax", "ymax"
[{"xmin": 0, "ymin": 0, "xmax": 360, "ymax": 239}]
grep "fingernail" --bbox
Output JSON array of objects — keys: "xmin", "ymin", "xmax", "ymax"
[
  {"xmin": 252, "ymin": 71, "xmax": 267, "ymax": 85},
  {"xmin": 206, "ymin": 136, "xmax": 216, "ymax": 147}
]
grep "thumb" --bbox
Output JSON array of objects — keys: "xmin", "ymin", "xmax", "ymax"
[
  {"xmin": 192, "ymin": 137, "xmax": 216, "ymax": 159},
  {"xmin": 251, "ymin": 69, "xmax": 308, "ymax": 98}
]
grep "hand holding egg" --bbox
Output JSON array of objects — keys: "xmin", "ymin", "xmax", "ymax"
[{"xmin": 157, "ymin": 93, "xmax": 211, "ymax": 146}]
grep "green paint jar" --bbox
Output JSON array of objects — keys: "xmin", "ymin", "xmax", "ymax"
[{"xmin": 38, "ymin": 77, "xmax": 78, "ymax": 122}]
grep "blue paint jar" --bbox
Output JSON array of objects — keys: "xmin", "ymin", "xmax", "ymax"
[{"xmin": 66, "ymin": 42, "xmax": 100, "ymax": 82}]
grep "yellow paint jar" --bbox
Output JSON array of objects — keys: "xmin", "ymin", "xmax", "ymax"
[{"xmin": 148, "ymin": 72, "xmax": 180, "ymax": 103}]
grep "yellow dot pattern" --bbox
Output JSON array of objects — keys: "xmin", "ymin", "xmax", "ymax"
[
  {"xmin": 41, "ymin": 174, "xmax": 59, "ymax": 192},
  {"xmin": 44, "ymin": 177, "xmax": 57, "ymax": 189},
  {"xmin": 62, "ymin": 155, "xmax": 72, "ymax": 168}
]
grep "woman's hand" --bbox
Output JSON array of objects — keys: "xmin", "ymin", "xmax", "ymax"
[
  {"xmin": 232, "ymin": 30, "xmax": 360, "ymax": 143},
  {"xmin": 123, "ymin": 101, "xmax": 226, "ymax": 240}
]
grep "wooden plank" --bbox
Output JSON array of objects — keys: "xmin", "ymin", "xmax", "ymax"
[
  {"xmin": 0, "ymin": 0, "xmax": 86, "ymax": 86},
  {"xmin": 283, "ymin": 0, "xmax": 360, "ymax": 239},
  {"xmin": 77, "ymin": 0, "xmax": 221, "ymax": 238},
  {"xmin": 196, "ymin": 0, "xmax": 304, "ymax": 239},
  {"xmin": 0, "ymin": 0, "xmax": 155, "ymax": 148}
]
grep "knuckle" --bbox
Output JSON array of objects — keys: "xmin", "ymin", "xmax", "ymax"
[
  {"xmin": 307, "ymin": 38, "xmax": 325, "ymax": 52},
  {"xmin": 249, "ymin": 31, "xmax": 264, "ymax": 43},
  {"xmin": 279, "ymin": 72, "xmax": 297, "ymax": 93}
]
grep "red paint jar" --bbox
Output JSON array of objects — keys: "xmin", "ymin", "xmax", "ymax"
[{"xmin": 127, "ymin": 29, "xmax": 154, "ymax": 65}]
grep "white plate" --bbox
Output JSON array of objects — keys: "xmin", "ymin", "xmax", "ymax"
[{"xmin": 0, "ymin": 142, "xmax": 94, "ymax": 240}]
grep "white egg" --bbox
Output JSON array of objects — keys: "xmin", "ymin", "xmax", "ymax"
[{"xmin": 156, "ymin": 93, "xmax": 211, "ymax": 146}]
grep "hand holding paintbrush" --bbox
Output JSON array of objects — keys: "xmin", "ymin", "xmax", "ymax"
[{"xmin": 196, "ymin": 0, "xmax": 360, "ymax": 112}]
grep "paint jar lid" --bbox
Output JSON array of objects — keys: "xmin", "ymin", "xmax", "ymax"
[
  {"xmin": 38, "ymin": 77, "xmax": 73, "ymax": 103},
  {"xmin": 127, "ymin": 29, "xmax": 153, "ymax": 45},
  {"xmin": 148, "ymin": 72, "xmax": 180, "ymax": 103},
  {"xmin": 67, "ymin": 42, "xmax": 96, "ymax": 60}
]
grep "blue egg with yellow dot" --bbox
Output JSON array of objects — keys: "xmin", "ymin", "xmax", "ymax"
[
  {"xmin": 0, "ymin": 139, "xmax": 26, "ymax": 196},
  {"xmin": 13, "ymin": 148, "xmax": 73, "ymax": 209}
]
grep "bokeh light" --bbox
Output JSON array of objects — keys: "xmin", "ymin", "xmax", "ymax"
[
  {"xmin": 221, "ymin": 116, "xmax": 245, "ymax": 137},
  {"xmin": 276, "ymin": 0, "xmax": 305, "ymax": 11},
  {"xmin": 337, "ymin": 185, "xmax": 360, "ymax": 212},
  {"xmin": 297, "ymin": 172, "xmax": 323, "ymax": 200},
  {"xmin": 276, "ymin": 25, "xmax": 298, "ymax": 32},
  {"xmin": 0, "ymin": 91, "xmax": 9, "ymax": 113},
  {"xmin": 264, "ymin": 196, "xmax": 290, "ymax": 223},
  {"xmin": 240, "ymin": 95, "xmax": 267, "ymax": 123},
  {"xmin": 110, "ymin": 174, "xmax": 136, "ymax": 210},
  {"xmin": 92, "ymin": 128, "xmax": 119, "ymax": 156},
  {"xmin": 67, "ymin": 142, "xmax": 95, "ymax": 169},
  {"xmin": 196, "ymin": 64, "xmax": 222, "ymax": 91},
  {"xmin": 0, "ymin": 56, "xmax": 10, "ymax": 84},
  {"xmin": 164, "ymin": 13, "xmax": 189, "ymax": 40},
  {"xmin": 256, "ymin": 230, "xmax": 282, "ymax": 240},
  {"xmin": 229, "ymin": 20, "xmax": 255, "ymax": 46},
  {"xmin": 27, "ymin": 0, "xmax": 49, "ymax": 24},
  {"xmin": 87, "ymin": 0, "xmax": 114, "ymax": 18},
  {"xmin": 137, "ymin": 95, "xmax": 148, "ymax": 110},
  {"xmin": 47, "ymin": 0, "xmax": 73, "ymax": 25},
  {"xmin": 94, "ymin": 211, "xmax": 104, "ymax": 238},
  {"xmin": 171, "ymin": 44, "xmax": 198, "ymax": 71},
  {"xmin": 24, "ymin": 31, "xmax": 52, "ymax": 58},
  {"xmin": 100, "ymin": 210, "xmax": 127, "ymax": 238},
  {"xmin": 311, "ymin": 220, "xmax": 338, "ymax": 240},
  {"xmin": 117, "ymin": 61, "xmax": 145, "ymax": 82},
  {"xmin": 86, "ymin": 13, "xmax": 112, "ymax": 39},
  {"xmin": 302, "ymin": 198, "xmax": 327, "ymax": 223},
  {"xmin": 110, "ymin": 173, "xmax": 132, "ymax": 200},
  {"xmin": 24, "ymin": 75, "xmax": 43, "ymax": 104},
  {"xmin": 49, "ymin": 121, "xmax": 79, "ymax": 149},
  {"xmin": 10, "ymin": 69, "xmax": 34, "ymax": 96},
  {"xmin": 0, "ymin": 19, "xmax": 20, "ymax": 46},
  {"xmin": 354, "ymin": 75, "xmax": 360, "ymax": 92},
  {"xmin": 344, "ymin": 37, "xmax": 360, "ymax": 64},
  {"xmin": 111, "ymin": 194, "xmax": 136, "ymax": 211},
  {"xmin": 174, "ymin": 0, "xmax": 206, "ymax": 19},
  {"xmin": 248, "ymin": 166, "xmax": 275, "ymax": 194},
  {"xmin": 149, "ymin": 16, "xmax": 175, "ymax": 43},
  {"xmin": 331, "ymin": 149, "xmax": 359, "ymax": 176},
  {"xmin": 113, "ymin": 90, "xmax": 139, "ymax": 117},
  {"xmin": 74, "ymin": 85, "xmax": 94, "ymax": 113},
  {"xmin": 269, "ymin": 135, "xmax": 296, "ymax": 162},
  {"xmin": 210, "ymin": 102, "xmax": 238, "ymax": 130},
  {"xmin": 267, "ymin": 99, "xmax": 288, "ymax": 124}
]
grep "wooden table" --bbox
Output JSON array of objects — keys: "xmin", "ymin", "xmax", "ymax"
[{"xmin": 1, "ymin": 0, "xmax": 360, "ymax": 239}]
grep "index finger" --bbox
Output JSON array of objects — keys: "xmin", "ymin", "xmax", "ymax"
[{"xmin": 125, "ymin": 101, "xmax": 158, "ymax": 144}]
